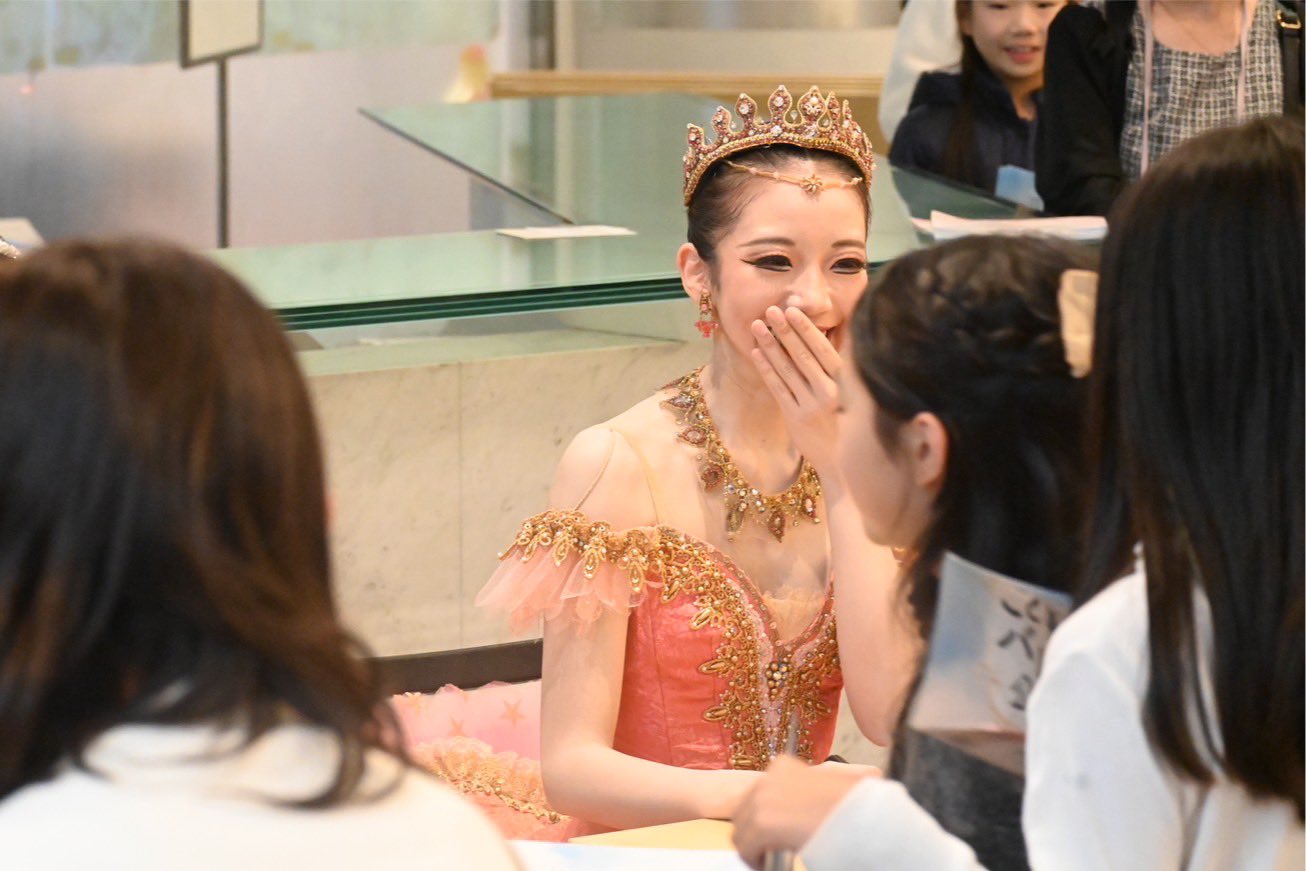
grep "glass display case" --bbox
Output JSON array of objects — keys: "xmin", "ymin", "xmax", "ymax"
[{"xmin": 210, "ymin": 93, "xmax": 1025, "ymax": 331}]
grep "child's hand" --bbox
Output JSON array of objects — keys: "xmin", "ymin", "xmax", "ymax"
[{"xmin": 731, "ymin": 755, "xmax": 879, "ymax": 869}]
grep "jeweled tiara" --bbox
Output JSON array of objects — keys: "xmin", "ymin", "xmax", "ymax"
[{"xmin": 682, "ymin": 84, "xmax": 875, "ymax": 205}]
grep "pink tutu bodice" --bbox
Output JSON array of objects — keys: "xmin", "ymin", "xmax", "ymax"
[
  {"xmin": 609, "ymin": 526, "xmax": 842, "ymax": 771},
  {"xmin": 421, "ymin": 509, "xmax": 842, "ymax": 839}
]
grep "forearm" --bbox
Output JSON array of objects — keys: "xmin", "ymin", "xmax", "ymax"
[
  {"xmin": 821, "ymin": 474, "xmax": 921, "ymax": 745},
  {"xmin": 542, "ymin": 742, "xmax": 760, "ymax": 829}
]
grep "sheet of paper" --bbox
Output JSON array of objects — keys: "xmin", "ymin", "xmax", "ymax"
[
  {"xmin": 912, "ymin": 210, "xmax": 1106, "ymax": 242},
  {"xmin": 0, "ymin": 218, "xmax": 44, "ymax": 251},
  {"xmin": 572, "ymin": 818, "xmax": 735, "ymax": 851},
  {"xmin": 496, "ymin": 224, "xmax": 637, "ymax": 240},
  {"xmin": 907, "ymin": 552, "xmax": 1073, "ymax": 775},
  {"xmin": 512, "ymin": 841, "xmax": 751, "ymax": 871}
]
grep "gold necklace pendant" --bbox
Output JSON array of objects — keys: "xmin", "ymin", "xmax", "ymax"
[{"xmin": 662, "ymin": 368, "xmax": 821, "ymax": 542}]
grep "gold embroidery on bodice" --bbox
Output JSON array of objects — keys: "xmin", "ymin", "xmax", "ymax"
[{"xmin": 502, "ymin": 510, "xmax": 840, "ymax": 770}]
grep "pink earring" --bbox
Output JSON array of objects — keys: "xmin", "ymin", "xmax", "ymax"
[{"xmin": 696, "ymin": 290, "xmax": 718, "ymax": 338}]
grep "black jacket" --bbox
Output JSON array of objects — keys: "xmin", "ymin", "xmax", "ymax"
[
  {"xmin": 1036, "ymin": 0, "xmax": 1304, "ymax": 217},
  {"xmin": 1035, "ymin": 2, "xmax": 1137, "ymax": 217},
  {"xmin": 890, "ymin": 66, "xmax": 1038, "ymax": 194}
]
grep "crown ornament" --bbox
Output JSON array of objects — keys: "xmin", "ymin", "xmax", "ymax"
[{"xmin": 683, "ymin": 84, "xmax": 875, "ymax": 205}]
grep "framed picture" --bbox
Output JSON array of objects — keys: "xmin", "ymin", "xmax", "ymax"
[{"xmin": 180, "ymin": 0, "xmax": 264, "ymax": 68}]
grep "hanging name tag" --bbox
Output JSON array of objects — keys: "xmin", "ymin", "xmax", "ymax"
[
  {"xmin": 994, "ymin": 164, "xmax": 1044, "ymax": 211},
  {"xmin": 906, "ymin": 551, "xmax": 1072, "ymax": 776}
]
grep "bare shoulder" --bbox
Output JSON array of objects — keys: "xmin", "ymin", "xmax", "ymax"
[{"xmin": 548, "ymin": 386, "xmax": 682, "ymax": 529}]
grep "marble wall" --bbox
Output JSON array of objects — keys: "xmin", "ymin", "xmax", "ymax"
[{"xmin": 304, "ymin": 316, "xmax": 708, "ymax": 657}]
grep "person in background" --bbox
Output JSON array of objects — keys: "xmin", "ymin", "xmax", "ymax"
[
  {"xmin": 1036, "ymin": 0, "xmax": 1297, "ymax": 216},
  {"xmin": 890, "ymin": 1, "xmax": 1066, "ymax": 201},
  {"xmin": 734, "ymin": 115, "xmax": 1304, "ymax": 871},
  {"xmin": 879, "ymin": 0, "xmax": 963, "ymax": 143},
  {"xmin": 0, "ymin": 240, "xmax": 520, "ymax": 870}
]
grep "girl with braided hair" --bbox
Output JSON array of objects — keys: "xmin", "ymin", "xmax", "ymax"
[{"xmin": 734, "ymin": 234, "xmax": 1094, "ymax": 870}]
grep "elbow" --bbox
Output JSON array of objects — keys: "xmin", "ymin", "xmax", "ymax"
[
  {"xmin": 843, "ymin": 689, "xmax": 902, "ymax": 748},
  {"xmin": 540, "ymin": 752, "xmax": 581, "ymax": 818},
  {"xmin": 540, "ymin": 744, "xmax": 603, "ymax": 821},
  {"xmin": 852, "ymin": 712, "xmax": 895, "ymax": 749}
]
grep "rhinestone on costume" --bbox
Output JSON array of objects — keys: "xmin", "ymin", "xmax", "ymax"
[
  {"xmin": 700, "ymin": 465, "xmax": 724, "ymax": 490},
  {"xmin": 680, "ymin": 427, "xmax": 707, "ymax": 446},
  {"xmin": 727, "ymin": 502, "xmax": 747, "ymax": 536}
]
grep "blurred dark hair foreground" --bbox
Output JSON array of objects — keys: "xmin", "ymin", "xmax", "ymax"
[
  {"xmin": 0, "ymin": 238, "xmax": 397, "ymax": 806},
  {"xmin": 1084, "ymin": 115, "xmax": 1304, "ymax": 818}
]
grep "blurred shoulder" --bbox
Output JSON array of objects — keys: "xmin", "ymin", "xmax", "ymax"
[{"xmin": 1043, "ymin": 568, "xmax": 1148, "ymax": 681}]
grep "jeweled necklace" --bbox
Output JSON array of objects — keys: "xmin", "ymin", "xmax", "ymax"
[{"xmin": 662, "ymin": 368, "xmax": 821, "ymax": 542}]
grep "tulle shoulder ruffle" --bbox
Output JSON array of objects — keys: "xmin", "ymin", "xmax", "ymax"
[{"xmin": 475, "ymin": 509, "xmax": 664, "ymax": 632}]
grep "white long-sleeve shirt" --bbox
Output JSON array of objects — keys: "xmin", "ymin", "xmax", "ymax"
[
  {"xmin": 0, "ymin": 723, "xmax": 521, "ymax": 870},
  {"xmin": 801, "ymin": 569, "xmax": 1304, "ymax": 870}
]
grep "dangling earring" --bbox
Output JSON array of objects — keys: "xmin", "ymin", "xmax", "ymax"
[{"xmin": 696, "ymin": 289, "xmax": 718, "ymax": 338}]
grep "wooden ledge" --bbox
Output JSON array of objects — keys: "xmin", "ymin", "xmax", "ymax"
[
  {"xmin": 488, "ymin": 71, "xmax": 887, "ymax": 150},
  {"xmin": 490, "ymin": 70, "xmax": 883, "ymax": 100}
]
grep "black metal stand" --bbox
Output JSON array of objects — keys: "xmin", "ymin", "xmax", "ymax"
[{"xmin": 216, "ymin": 56, "xmax": 230, "ymax": 248}]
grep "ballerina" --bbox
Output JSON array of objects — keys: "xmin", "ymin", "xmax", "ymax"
[{"xmin": 473, "ymin": 85, "xmax": 880, "ymax": 835}]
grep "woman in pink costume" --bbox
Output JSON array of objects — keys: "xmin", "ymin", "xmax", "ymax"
[{"xmin": 475, "ymin": 85, "xmax": 889, "ymax": 835}]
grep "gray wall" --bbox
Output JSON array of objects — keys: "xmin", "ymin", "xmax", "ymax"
[{"xmin": 0, "ymin": 0, "xmax": 521, "ymax": 248}]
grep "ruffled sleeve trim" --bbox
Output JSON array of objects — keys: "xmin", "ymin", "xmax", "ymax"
[{"xmin": 475, "ymin": 510, "xmax": 663, "ymax": 632}]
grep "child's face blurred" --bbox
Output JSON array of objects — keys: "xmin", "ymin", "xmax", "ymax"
[{"xmin": 962, "ymin": 1, "xmax": 1065, "ymax": 92}]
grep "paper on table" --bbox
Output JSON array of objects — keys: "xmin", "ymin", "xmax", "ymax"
[
  {"xmin": 906, "ymin": 552, "xmax": 1072, "ymax": 776},
  {"xmin": 911, "ymin": 210, "xmax": 1106, "ymax": 242},
  {"xmin": 572, "ymin": 818, "xmax": 736, "ymax": 850},
  {"xmin": 0, "ymin": 218, "xmax": 44, "ymax": 251},
  {"xmin": 497, "ymin": 224, "xmax": 637, "ymax": 240},
  {"xmin": 512, "ymin": 841, "xmax": 751, "ymax": 871}
]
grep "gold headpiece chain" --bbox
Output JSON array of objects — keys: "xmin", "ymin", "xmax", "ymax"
[{"xmin": 723, "ymin": 160, "xmax": 863, "ymax": 197}]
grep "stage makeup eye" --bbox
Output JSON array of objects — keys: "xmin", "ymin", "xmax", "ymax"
[{"xmin": 744, "ymin": 255, "xmax": 792, "ymax": 271}]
